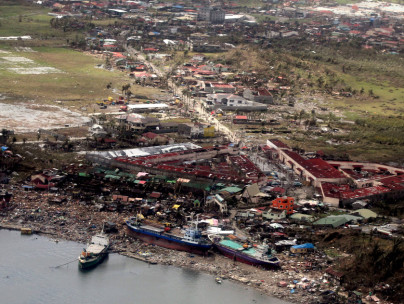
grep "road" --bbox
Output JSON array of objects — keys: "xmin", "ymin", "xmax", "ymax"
[
  {"xmin": 126, "ymin": 46, "xmax": 163, "ymax": 77},
  {"xmin": 125, "ymin": 45, "xmax": 237, "ymax": 142},
  {"xmin": 13, "ymin": 137, "xmax": 87, "ymax": 144}
]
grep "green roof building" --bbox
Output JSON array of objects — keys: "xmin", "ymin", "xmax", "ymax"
[{"xmin": 313, "ymin": 215, "xmax": 362, "ymax": 228}]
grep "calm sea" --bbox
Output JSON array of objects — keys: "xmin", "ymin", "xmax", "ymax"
[{"xmin": 0, "ymin": 229, "xmax": 291, "ymax": 304}]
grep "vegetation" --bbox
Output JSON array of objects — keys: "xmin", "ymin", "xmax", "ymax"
[
  {"xmin": 343, "ymin": 238, "xmax": 404, "ymax": 302},
  {"xmin": 317, "ymin": 230, "xmax": 404, "ymax": 303},
  {"xmin": 0, "ymin": 5, "xmax": 75, "ymax": 42},
  {"xmin": 220, "ymin": 43, "xmax": 404, "ymax": 162},
  {"xmin": 0, "ymin": 46, "xmax": 161, "ymax": 108}
]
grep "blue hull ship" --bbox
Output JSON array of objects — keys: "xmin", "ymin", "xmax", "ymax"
[{"xmin": 126, "ymin": 217, "xmax": 212, "ymax": 255}]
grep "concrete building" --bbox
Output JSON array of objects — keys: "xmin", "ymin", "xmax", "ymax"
[
  {"xmin": 206, "ymin": 93, "xmax": 268, "ymax": 111},
  {"xmin": 265, "ymin": 139, "xmax": 404, "ymax": 207},
  {"xmin": 262, "ymin": 208, "xmax": 287, "ymax": 220},
  {"xmin": 203, "ymin": 82, "xmax": 236, "ymax": 94},
  {"xmin": 178, "ymin": 123, "xmax": 215, "ymax": 139},
  {"xmin": 273, "ymin": 144, "xmax": 348, "ymax": 187},
  {"xmin": 272, "ymin": 197, "xmax": 294, "ymax": 215},
  {"xmin": 198, "ymin": 7, "xmax": 225, "ymax": 24},
  {"xmin": 119, "ymin": 113, "xmax": 159, "ymax": 133},
  {"xmin": 243, "ymin": 88, "xmax": 274, "ymax": 104},
  {"xmin": 126, "ymin": 103, "xmax": 169, "ymax": 113}
]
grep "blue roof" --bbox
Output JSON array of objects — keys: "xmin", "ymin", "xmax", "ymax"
[{"xmin": 291, "ymin": 243, "xmax": 314, "ymax": 249}]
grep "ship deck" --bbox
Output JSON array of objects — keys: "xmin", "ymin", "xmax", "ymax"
[
  {"xmin": 86, "ymin": 235, "xmax": 109, "ymax": 254},
  {"xmin": 220, "ymin": 239, "xmax": 258, "ymax": 256}
]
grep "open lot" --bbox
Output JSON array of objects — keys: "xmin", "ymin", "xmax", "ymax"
[
  {"xmin": 0, "ymin": 46, "xmax": 162, "ymax": 132},
  {"xmin": 0, "ymin": 101, "xmax": 90, "ymax": 132},
  {"xmin": 0, "ymin": 46, "xmax": 149, "ymax": 102}
]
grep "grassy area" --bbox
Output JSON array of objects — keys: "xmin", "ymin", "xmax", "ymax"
[
  {"xmin": 334, "ymin": 0, "xmax": 403, "ymax": 3},
  {"xmin": 0, "ymin": 5, "xmax": 68, "ymax": 38},
  {"xmin": 220, "ymin": 45, "xmax": 404, "ymax": 162},
  {"xmin": 324, "ymin": 248, "xmax": 342, "ymax": 258},
  {"xmin": 0, "ymin": 46, "xmax": 161, "ymax": 108},
  {"xmin": 296, "ymin": 45, "xmax": 404, "ymax": 116},
  {"xmin": 251, "ymin": 14, "xmax": 279, "ymax": 23},
  {"xmin": 231, "ymin": 0, "xmax": 264, "ymax": 8},
  {"xmin": 161, "ymin": 118, "xmax": 191, "ymax": 123},
  {"xmin": 0, "ymin": 3, "xmax": 44, "ymax": 18}
]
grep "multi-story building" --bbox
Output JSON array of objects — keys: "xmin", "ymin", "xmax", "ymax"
[
  {"xmin": 272, "ymin": 197, "xmax": 294, "ymax": 215},
  {"xmin": 198, "ymin": 7, "xmax": 225, "ymax": 24}
]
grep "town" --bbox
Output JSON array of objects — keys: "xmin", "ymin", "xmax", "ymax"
[{"xmin": 0, "ymin": 0, "xmax": 403, "ymax": 303}]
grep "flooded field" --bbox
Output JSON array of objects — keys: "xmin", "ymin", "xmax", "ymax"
[{"xmin": 0, "ymin": 101, "xmax": 90, "ymax": 132}]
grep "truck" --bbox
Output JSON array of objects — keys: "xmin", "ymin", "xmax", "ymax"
[{"xmin": 117, "ymin": 96, "xmax": 125, "ymax": 105}]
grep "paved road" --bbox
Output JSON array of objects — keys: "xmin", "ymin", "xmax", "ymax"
[
  {"xmin": 126, "ymin": 46, "xmax": 163, "ymax": 77},
  {"xmin": 13, "ymin": 137, "xmax": 87, "ymax": 144},
  {"xmin": 125, "ymin": 45, "xmax": 237, "ymax": 142}
]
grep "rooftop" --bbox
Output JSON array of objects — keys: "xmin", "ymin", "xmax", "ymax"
[
  {"xmin": 111, "ymin": 146, "xmax": 263, "ymax": 184},
  {"xmin": 267, "ymin": 139, "xmax": 290, "ymax": 150},
  {"xmin": 283, "ymin": 151, "xmax": 346, "ymax": 179}
]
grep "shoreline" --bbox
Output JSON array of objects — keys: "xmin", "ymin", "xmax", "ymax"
[{"xmin": 0, "ymin": 220, "xmax": 318, "ymax": 304}]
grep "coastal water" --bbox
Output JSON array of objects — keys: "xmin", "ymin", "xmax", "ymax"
[{"xmin": 0, "ymin": 229, "xmax": 290, "ymax": 304}]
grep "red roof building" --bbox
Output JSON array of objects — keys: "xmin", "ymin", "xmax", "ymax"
[
  {"xmin": 143, "ymin": 48, "xmax": 158, "ymax": 52},
  {"xmin": 142, "ymin": 132, "xmax": 158, "ymax": 140},
  {"xmin": 272, "ymin": 197, "xmax": 294, "ymax": 215},
  {"xmin": 267, "ymin": 139, "xmax": 290, "ymax": 150}
]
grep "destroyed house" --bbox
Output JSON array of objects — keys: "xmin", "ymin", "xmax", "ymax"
[
  {"xmin": 204, "ymin": 83, "xmax": 236, "ymax": 94},
  {"xmin": 193, "ymin": 44, "xmax": 223, "ymax": 53},
  {"xmin": 262, "ymin": 208, "xmax": 287, "ymax": 220},
  {"xmin": 290, "ymin": 243, "xmax": 315, "ymax": 254},
  {"xmin": 243, "ymin": 88, "xmax": 274, "ymax": 104},
  {"xmin": 121, "ymin": 114, "xmax": 160, "ymax": 133},
  {"xmin": 156, "ymin": 122, "xmax": 178, "ymax": 133},
  {"xmin": 178, "ymin": 123, "xmax": 215, "ymax": 139},
  {"xmin": 325, "ymin": 267, "xmax": 345, "ymax": 285},
  {"xmin": 31, "ymin": 172, "xmax": 64, "ymax": 189}
]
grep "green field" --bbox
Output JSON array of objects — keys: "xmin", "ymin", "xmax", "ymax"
[
  {"xmin": 0, "ymin": 2, "xmax": 161, "ymax": 120},
  {"xmin": 0, "ymin": 5, "xmax": 67, "ymax": 38},
  {"xmin": 0, "ymin": 46, "xmax": 161, "ymax": 107}
]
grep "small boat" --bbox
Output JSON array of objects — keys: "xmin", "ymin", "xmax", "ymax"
[
  {"xmin": 215, "ymin": 277, "xmax": 222, "ymax": 284},
  {"xmin": 126, "ymin": 215, "xmax": 212, "ymax": 255},
  {"xmin": 210, "ymin": 235, "xmax": 280, "ymax": 269},
  {"xmin": 21, "ymin": 227, "xmax": 32, "ymax": 235},
  {"xmin": 78, "ymin": 233, "xmax": 109, "ymax": 269}
]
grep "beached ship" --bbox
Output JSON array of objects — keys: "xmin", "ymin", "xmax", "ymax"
[
  {"xmin": 211, "ymin": 235, "xmax": 280, "ymax": 269},
  {"xmin": 78, "ymin": 234, "xmax": 110, "ymax": 269},
  {"xmin": 125, "ymin": 217, "xmax": 212, "ymax": 255}
]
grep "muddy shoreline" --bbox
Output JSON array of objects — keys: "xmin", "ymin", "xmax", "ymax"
[{"xmin": 0, "ymin": 189, "xmax": 324, "ymax": 304}]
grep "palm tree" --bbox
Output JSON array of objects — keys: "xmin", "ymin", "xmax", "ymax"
[
  {"xmin": 126, "ymin": 89, "xmax": 132, "ymax": 102},
  {"xmin": 121, "ymin": 83, "xmax": 131, "ymax": 96},
  {"xmin": 298, "ymin": 109, "xmax": 305, "ymax": 125}
]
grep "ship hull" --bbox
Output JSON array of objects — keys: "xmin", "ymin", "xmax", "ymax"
[
  {"xmin": 215, "ymin": 244, "xmax": 280, "ymax": 269},
  {"xmin": 78, "ymin": 252, "xmax": 107, "ymax": 269},
  {"xmin": 126, "ymin": 224, "xmax": 211, "ymax": 255}
]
